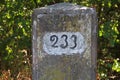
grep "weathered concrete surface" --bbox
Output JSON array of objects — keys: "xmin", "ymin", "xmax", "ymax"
[{"xmin": 32, "ymin": 3, "xmax": 97, "ymax": 80}]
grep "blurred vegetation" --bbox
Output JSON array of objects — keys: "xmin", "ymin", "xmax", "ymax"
[{"xmin": 0, "ymin": 0, "xmax": 120, "ymax": 80}]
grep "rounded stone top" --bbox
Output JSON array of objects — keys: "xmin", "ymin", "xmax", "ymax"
[
  {"xmin": 33, "ymin": 3, "xmax": 95, "ymax": 14},
  {"xmin": 44, "ymin": 3, "xmax": 82, "ymax": 10}
]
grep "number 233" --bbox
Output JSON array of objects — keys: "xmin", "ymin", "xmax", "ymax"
[{"xmin": 50, "ymin": 34, "xmax": 77, "ymax": 49}]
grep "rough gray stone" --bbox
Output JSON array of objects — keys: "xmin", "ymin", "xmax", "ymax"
[{"xmin": 32, "ymin": 3, "xmax": 97, "ymax": 80}]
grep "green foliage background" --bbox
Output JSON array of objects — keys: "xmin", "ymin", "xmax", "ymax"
[{"xmin": 0, "ymin": 0, "xmax": 120, "ymax": 79}]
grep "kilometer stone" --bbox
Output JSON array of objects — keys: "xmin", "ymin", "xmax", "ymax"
[{"xmin": 32, "ymin": 3, "xmax": 97, "ymax": 80}]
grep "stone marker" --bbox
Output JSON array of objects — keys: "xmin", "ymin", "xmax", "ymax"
[{"xmin": 32, "ymin": 3, "xmax": 97, "ymax": 80}]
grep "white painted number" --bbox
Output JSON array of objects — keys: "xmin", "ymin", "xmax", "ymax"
[{"xmin": 43, "ymin": 32, "xmax": 86, "ymax": 55}]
